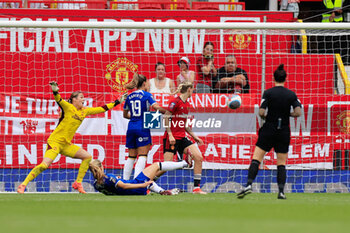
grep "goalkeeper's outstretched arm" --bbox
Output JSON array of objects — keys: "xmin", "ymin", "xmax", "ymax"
[{"xmin": 86, "ymin": 93, "xmax": 128, "ymax": 115}]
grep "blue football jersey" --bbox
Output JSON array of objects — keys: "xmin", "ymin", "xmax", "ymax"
[
  {"xmin": 123, "ymin": 90, "xmax": 156, "ymax": 130},
  {"xmin": 93, "ymin": 173, "xmax": 149, "ymax": 196}
]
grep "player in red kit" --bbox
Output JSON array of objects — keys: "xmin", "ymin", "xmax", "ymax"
[{"xmin": 156, "ymin": 82, "xmax": 207, "ymax": 194}]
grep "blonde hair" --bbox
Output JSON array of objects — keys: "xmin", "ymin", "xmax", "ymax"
[
  {"xmin": 172, "ymin": 82, "xmax": 193, "ymax": 95},
  {"xmin": 89, "ymin": 159, "xmax": 105, "ymax": 185},
  {"xmin": 124, "ymin": 73, "xmax": 147, "ymax": 90}
]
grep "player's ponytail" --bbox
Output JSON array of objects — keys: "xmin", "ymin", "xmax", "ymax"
[
  {"xmin": 171, "ymin": 82, "xmax": 193, "ymax": 95},
  {"xmin": 89, "ymin": 159, "xmax": 105, "ymax": 185},
  {"xmin": 136, "ymin": 74, "xmax": 147, "ymax": 89},
  {"xmin": 124, "ymin": 73, "xmax": 147, "ymax": 90},
  {"xmin": 68, "ymin": 91, "xmax": 82, "ymax": 103},
  {"xmin": 274, "ymin": 64, "xmax": 287, "ymax": 83}
]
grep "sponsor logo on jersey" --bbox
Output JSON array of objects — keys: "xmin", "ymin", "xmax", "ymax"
[{"xmin": 72, "ymin": 114, "xmax": 84, "ymax": 121}]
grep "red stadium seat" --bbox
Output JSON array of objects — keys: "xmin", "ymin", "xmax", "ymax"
[
  {"xmin": 192, "ymin": 2, "xmax": 220, "ymax": 10},
  {"xmin": 162, "ymin": 0, "xmax": 190, "ymax": 10},
  {"xmin": 85, "ymin": 0, "xmax": 106, "ymax": 9},
  {"xmin": 138, "ymin": 0, "xmax": 162, "ymax": 10}
]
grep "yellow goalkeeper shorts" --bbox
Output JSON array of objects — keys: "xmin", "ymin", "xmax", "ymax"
[{"xmin": 44, "ymin": 140, "xmax": 80, "ymax": 160}]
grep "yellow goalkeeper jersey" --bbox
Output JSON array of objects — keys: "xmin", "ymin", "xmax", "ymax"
[{"xmin": 48, "ymin": 93, "xmax": 115, "ymax": 144}]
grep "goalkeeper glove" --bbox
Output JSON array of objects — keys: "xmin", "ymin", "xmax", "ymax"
[
  {"xmin": 119, "ymin": 93, "xmax": 128, "ymax": 103},
  {"xmin": 114, "ymin": 93, "xmax": 128, "ymax": 106},
  {"xmin": 49, "ymin": 81, "xmax": 59, "ymax": 93}
]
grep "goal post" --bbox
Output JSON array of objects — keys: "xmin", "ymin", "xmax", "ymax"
[{"xmin": 1, "ymin": 18, "xmax": 350, "ymax": 193}]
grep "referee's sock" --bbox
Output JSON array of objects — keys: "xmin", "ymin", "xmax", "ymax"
[
  {"xmin": 277, "ymin": 165, "xmax": 286, "ymax": 193},
  {"xmin": 247, "ymin": 159, "xmax": 260, "ymax": 186}
]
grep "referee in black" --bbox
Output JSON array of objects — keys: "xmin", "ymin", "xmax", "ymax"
[{"xmin": 237, "ymin": 64, "xmax": 302, "ymax": 199}]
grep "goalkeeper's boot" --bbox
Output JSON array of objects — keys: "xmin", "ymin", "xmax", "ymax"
[
  {"xmin": 17, "ymin": 184, "xmax": 26, "ymax": 194},
  {"xmin": 237, "ymin": 185, "xmax": 252, "ymax": 199},
  {"xmin": 278, "ymin": 192, "xmax": 287, "ymax": 200},
  {"xmin": 183, "ymin": 153, "xmax": 193, "ymax": 168},
  {"xmin": 193, "ymin": 187, "xmax": 207, "ymax": 194},
  {"xmin": 72, "ymin": 182, "xmax": 86, "ymax": 194}
]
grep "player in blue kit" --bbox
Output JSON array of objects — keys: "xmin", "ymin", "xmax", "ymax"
[
  {"xmin": 89, "ymin": 154, "xmax": 192, "ymax": 195},
  {"xmin": 123, "ymin": 73, "xmax": 166, "ymax": 179}
]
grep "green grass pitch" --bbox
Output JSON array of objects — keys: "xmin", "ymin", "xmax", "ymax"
[{"xmin": 1, "ymin": 193, "xmax": 350, "ymax": 233}]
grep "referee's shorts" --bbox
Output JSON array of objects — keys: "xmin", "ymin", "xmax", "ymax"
[{"xmin": 255, "ymin": 124, "xmax": 290, "ymax": 153}]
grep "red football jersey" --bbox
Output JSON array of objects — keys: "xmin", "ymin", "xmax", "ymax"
[{"xmin": 163, "ymin": 96, "xmax": 190, "ymax": 140}]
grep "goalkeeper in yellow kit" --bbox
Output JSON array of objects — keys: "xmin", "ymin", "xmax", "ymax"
[{"xmin": 17, "ymin": 82, "xmax": 127, "ymax": 194}]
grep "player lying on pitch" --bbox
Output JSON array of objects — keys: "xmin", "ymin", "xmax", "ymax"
[{"xmin": 89, "ymin": 154, "xmax": 193, "ymax": 195}]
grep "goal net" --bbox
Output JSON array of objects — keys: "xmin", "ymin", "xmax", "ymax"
[{"xmin": 1, "ymin": 11, "xmax": 350, "ymax": 193}]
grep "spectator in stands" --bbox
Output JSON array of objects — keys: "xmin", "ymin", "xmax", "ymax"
[
  {"xmin": 280, "ymin": 0, "xmax": 300, "ymax": 19},
  {"xmin": 322, "ymin": 0, "xmax": 347, "ymax": 22},
  {"xmin": 196, "ymin": 41, "xmax": 217, "ymax": 93},
  {"xmin": 213, "ymin": 55, "xmax": 249, "ymax": 94},
  {"xmin": 176, "ymin": 56, "xmax": 195, "ymax": 86},
  {"xmin": 149, "ymin": 62, "xmax": 176, "ymax": 94},
  {"xmin": 318, "ymin": 1, "xmax": 350, "ymax": 64}
]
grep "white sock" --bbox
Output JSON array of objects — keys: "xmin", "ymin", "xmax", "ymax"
[
  {"xmin": 160, "ymin": 161, "xmax": 187, "ymax": 171},
  {"xmin": 134, "ymin": 156, "xmax": 147, "ymax": 178},
  {"xmin": 123, "ymin": 158, "xmax": 135, "ymax": 180},
  {"xmin": 149, "ymin": 182, "xmax": 164, "ymax": 193}
]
